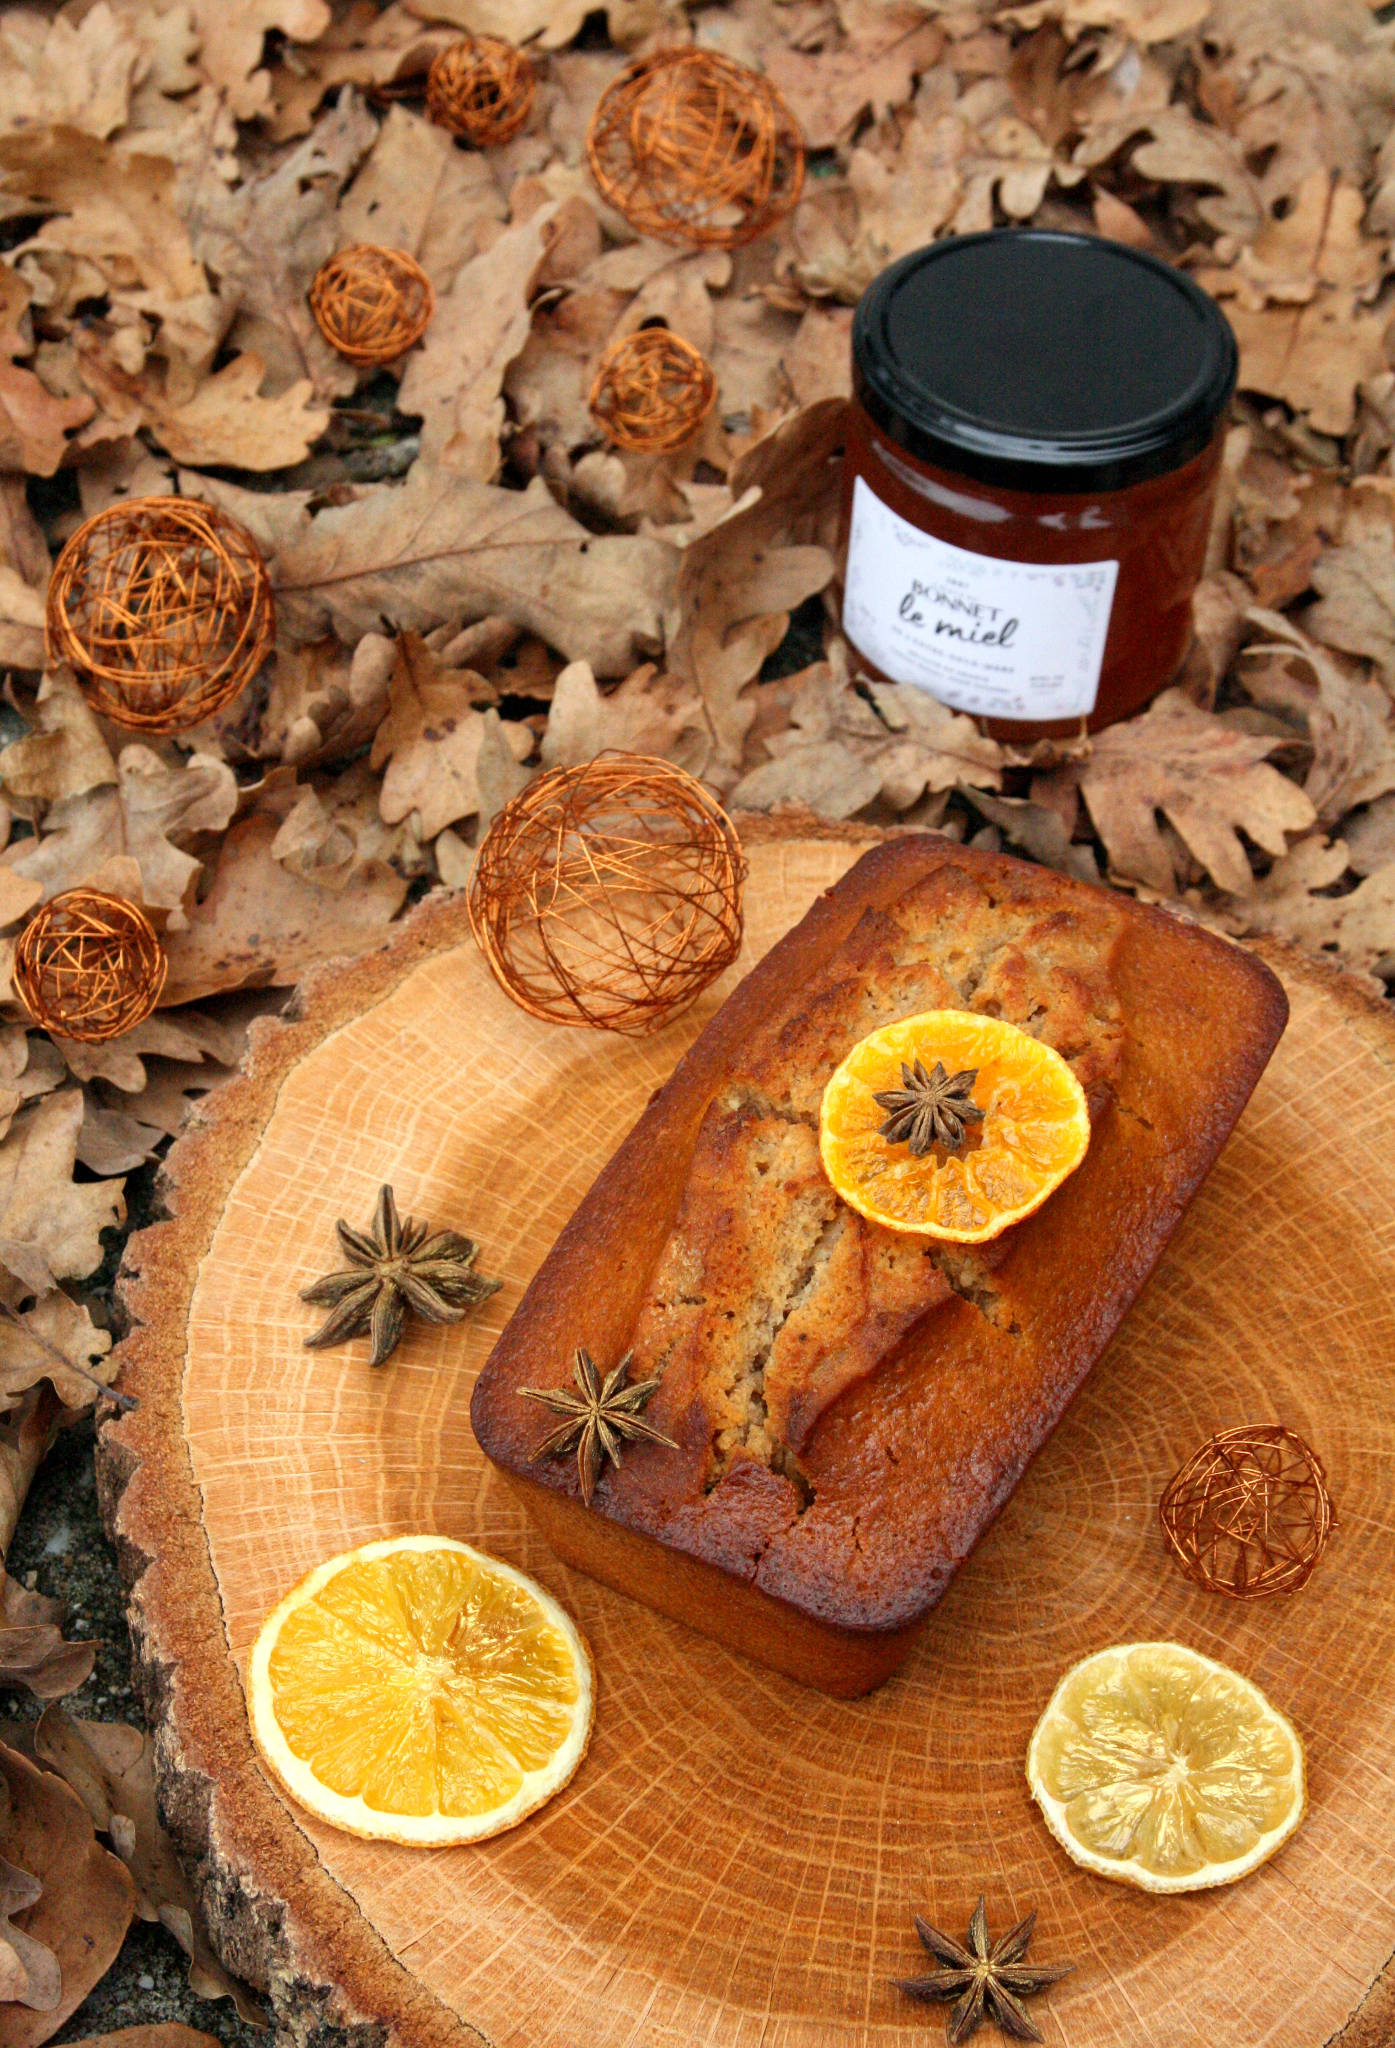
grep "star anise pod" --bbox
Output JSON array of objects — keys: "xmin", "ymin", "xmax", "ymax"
[
  {"xmin": 519, "ymin": 1348, "xmax": 678, "ymax": 1506},
  {"xmin": 301, "ymin": 1184, "xmax": 500, "ymax": 1367},
  {"xmin": 874, "ymin": 1058, "xmax": 985, "ymax": 1156},
  {"xmin": 896, "ymin": 1897, "xmax": 1073, "ymax": 2044}
]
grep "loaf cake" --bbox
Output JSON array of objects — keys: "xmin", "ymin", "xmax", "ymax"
[{"xmin": 471, "ymin": 840, "xmax": 1287, "ymax": 1695}]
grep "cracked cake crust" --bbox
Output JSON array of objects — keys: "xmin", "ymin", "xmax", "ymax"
[{"xmin": 470, "ymin": 839, "xmax": 1288, "ymax": 1695}]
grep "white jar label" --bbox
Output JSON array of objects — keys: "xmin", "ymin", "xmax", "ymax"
[{"xmin": 842, "ymin": 474, "xmax": 1119, "ymax": 721}]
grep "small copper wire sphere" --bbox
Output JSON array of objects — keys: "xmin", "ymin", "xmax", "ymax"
[
  {"xmin": 589, "ymin": 328, "xmax": 717, "ymax": 453},
  {"xmin": 426, "ymin": 34, "xmax": 535, "ymax": 146},
  {"xmin": 14, "ymin": 890, "xmax": 167, "ymax": 1044},
  {"xmin": 1159, "ymin": 1423, "xmax": 1336, "ymax": 1599},
  {"xmin": 308, "ymin": 245, "xmax": 434, "ymax": 367},
  {"xmin": 586, "ymin": 48, "xmax": 805, "ymax": 248},
  {"xmin": 468, "ymin": 753, "xmax": 747, "ymax": 1034},
  {"xmin": 46, "ymin": 496, "xmax": 274, "ymax": 733}
]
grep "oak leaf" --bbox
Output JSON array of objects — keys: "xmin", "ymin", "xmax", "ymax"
[
  {"xmin": 0, "ymin": 3, "xmax": 143, "ymax": 141},
  {"xmin": 61, "ymin": 2031, "xmax": 224, "ymax": 2048},
  {"xmin": 211, "ymin": 463, "xmax": 677, "ymax": 677},
  {"xmin": 1224, "ymin": 292, "xmax": 1388, "ymax": 437},
  {"xmin": 257, "ymin": 633, "xmax": 397, "ymax": 769},
  {"xmin": 336, "ymin": 104, "xmax": 506, "ymax": 293},
  {"xmin": 159, "ymin": 813, "xmax": 407, "ymax": 1003},
  {"xmin": 1241, "ymin": 609, "xmax": 1395, "ymax": 823},
  {"xmin": 77, "ymin": 345, "xmax": 328, "ymax": 472},
  {"xmin": 33, "ymin": 1708, "xmax": 267, "ymax": 2027},
  {"xmin": 0, "ymin": 269, "xmax": 95, "ymax": 477},
  {"xmin": 1346, "ymin": 792, "xmax": 1395, "ymax": 876},
  {"xmin": 0, "ymin": 1292, "xmax": 113, "ymax": 1416},
  {"xmin": 1307, "ymin": 534, "xmax": 1395, "ymax": 680},
  {"xmin": 0, "ymin": 1093, "xmax": 124, "ymax": 1297},
  {"xmin": 401, "ymin": 0, "xmax": 668, "ymax": 51},
  {"xmin": 371, "ymin": 634, "xmax": 532, "ymax": 838},
  {"xmin": 189, "ymin": 0, "xmax": 332, "ymax": 122},
  {"xmin": 0, "ymin": 1855, "xmax": 57, "ymax": 2014},
  {"xmin": 1079, "ymin": 686, "xmax": 1316, "ymax": 893},
  {"xmin": 0, "ymin": 672, "xmax": 117, "ymax": 810},
  {"xmin": 0, "ymin": 130, "xmax": 205, "ymax": 309},
  {"xmin": 765, "ymin": 9, "xmax": 944, "ymax": 149},
  {"xmin": 0, "ymin": 1571, "xmax": 96, "ymax": 1701},
  {"xmin": 540, "ymin": 661, "xmax": 708, "ymax": 774},
  {"xmin": 0, "ymin": 1739, "xmax": 134, "ymax": 2048}
]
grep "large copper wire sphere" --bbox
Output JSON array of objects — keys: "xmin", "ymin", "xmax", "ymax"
[
  {"xmin": 46, "ymin": 496, "xmax": 274, "ymax": 733},
  {"xmin": 467, "ymin": 753, "xmax": 747, "ymax": 1034},
  {"xmin": 308, "ymin": 245, "xmax": 434, "ymax": 367},
  {"xmin": 426, "ymin": 34, "xmax": 535, "ymax": 146},
  {"xmin": 589, "ymin": 328, "xmax": 718, "ymax": 453},
  {"xmin": 14, "ymin": 890, "xmax": 167, "ymax": 1043},
  {"xmin": 586, "ymin": 48, "xmax": 805, "ymax": 248},
  {"xmin": 1159, "ymin": 1423, "xmax": 1336, "ymax": 1599}
]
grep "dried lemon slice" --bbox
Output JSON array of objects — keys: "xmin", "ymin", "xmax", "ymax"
[
  {"xmin": 1026, "ymin": 1641, "xmax": 1305, "ymax": 1892},
  {"xmin": 818, "ymin": 1010, "xmax": 1090, "ymax": 1242},
  {"xmin": 247, "ymin": 1535, "xmax": 592, "ymax": 1846}
]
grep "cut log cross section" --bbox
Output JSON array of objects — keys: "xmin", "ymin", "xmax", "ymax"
[{"xmin": 99, "ymin": 821, "xmax": 1395, "ymax": 2048}]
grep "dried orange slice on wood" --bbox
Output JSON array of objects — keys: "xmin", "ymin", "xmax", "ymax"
[
  {"xmin": 247, "ymin": 1535, "xmax": 593, "ymax": 1845},
  {"xmin": 818, "ymin": 1010, "xmax": 1090, "ymax": 1242}
]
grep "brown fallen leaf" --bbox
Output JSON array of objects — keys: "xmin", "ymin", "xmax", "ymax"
[
  {"xmin": 188, "ymin": 0, "xmax": 331, "ymax": 123},
  {"xmin": 0, "ymin": 1092, "xmax": 125, "ymax": 1298},
  {"xmin": 336, "ymin": 105, "xmax": 505, "ymax": 292},
  {"xmin": 399, "ymin": 206, "xmax": 559, "ymax": 476},
  {"xmin": 1225, "ymin": 291, "xmax": 1389, "ymax": 438},
  {"xmin": 0, "ymin": 1853, "xmax": 56, "ymax": 2014},
  {"xmin": 540, "ymin": 661, "xmax": 708, "ymax": 775},
  {"xmin": 186, "ymin": 92, "xmax": 377, "ymax": 400},
  {"xmin": 61, "ymin": 2031, "xmax": 224, "ymax": 2048},
  {"xmin": 1307, "ymin": 533, "xmax": 1395, "ymax": 683},
  {"xmin": 0, "ymin": 3, "xmax": 144, "ymax": 141},
  {"xmin": 33, "ymin": 1708, "xmax": 267, "ymax": 2027},
  {"xmin": 0, "ymin": 1569, "xmax": 95, "ymax": 1701},
  {"xmin": 255, "ymin": 633, "xmax": 396, "ymax": 769},
  {"xmin": 160, "ymin": 813, "xmax": 407, "ymax": 1004},
  {"xmin": 1346, "ymin": 792, "xmax": 1395, "ymax": 876},
  {"xmin": 201, "ymin": 463, "xmax": 677, "ymax": 678},
  {"xmin": 77, "ymin": 344, "xmax": 328, "ymax": 472},
  {"xmin": 0, "ymin": 268, "xmax": 95, "ymax": 477},
  {"xmin": 1076, "ymin": 107, "xmax": 1263, "ymax": 244},
  {"xmin": 3, "ymin": 747, "xmax": 237, "ymax": 916},
  {"xmin": 371, "ymin": 633, "xmax": 533, "ymax": 839},
  {"xmin": 0, "ymin": 130, "xmax": 206, "ymax": 317},
  {"xmin": 0, "ymin": 1389, "xmax": 63, "ymax": 1562},
  {"xmin": 765, "ymin": 7, "xmax": 943, "ymax": 150},
  {"xmin": 1241, "ymin": 608, "xmax": 1395, "ymax": 823},
  {"xmin": 0, "ymin": 1739, "xmax": 133, "ymax": 2048},
  {"xmin": 1079, "ymin": 686, "xmax": 1317, "ymax": 894},
  {"xmin": 0, "ymin": 671, "xmax": 117, "ymax": 810}
]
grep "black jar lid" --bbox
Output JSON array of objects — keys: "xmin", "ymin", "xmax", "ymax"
[{"xmin": 852, "ymin": 229, "xmax": 1238, "ymax": 494}]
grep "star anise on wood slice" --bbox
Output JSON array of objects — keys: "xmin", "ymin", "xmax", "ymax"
[
  {"xmin": 895, "ymin": 1896, "xmax": 1073, "ymax": 2043},
  {"xmin": 301, "ymin": 1184, "xmax": 500, "ymax": 1366},
  {"xmin": 519, "ymin": 1348, "xmax": 678, "ymax": 1506},
  {"xmin": 874, "ymin": 1058, "xmax": 985, "ymax": 1156}
]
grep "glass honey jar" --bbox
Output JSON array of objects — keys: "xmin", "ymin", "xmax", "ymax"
[{"xmin": 840, "ymin": 229, "xmax": 1238, "ymax": 741}]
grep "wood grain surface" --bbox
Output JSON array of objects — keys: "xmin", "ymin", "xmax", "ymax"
[{"xmin": 100, "ymin": 827, "xmax": 1395, "ymax": 2048}]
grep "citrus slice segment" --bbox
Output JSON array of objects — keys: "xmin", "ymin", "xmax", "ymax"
[
  {"xmin": 247, "ymin": 1535, "xmax": 593, "ymax": 1846},
  {"xmin": 1026, "ymin": 1641, "xmax": 1305, "ymax": 1893},
  {"xmin": 818, "ymin": 1009, "xmax": 1090, "ymax": 1241}
]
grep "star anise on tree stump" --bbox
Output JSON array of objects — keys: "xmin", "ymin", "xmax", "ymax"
[
  {"xmin": 519, "ymin": 1348, "xmax": 677, "ymax": 1505},
  {"xmin": 895, "ymin": 1896, "xmax": 1073, "ymax": 2043},
  {"xmin": 301, "ymin": 1184, "xmax": 500, "ymax": 1366}
]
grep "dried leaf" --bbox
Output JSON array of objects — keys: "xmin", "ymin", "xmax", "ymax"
[
  {"xmin": 398, "ymin": 207, "xmax": 559, "ymax": 476},
  {"xmin": 0, "ymin": 1570, "xmax": 95, "ymax": 1701},
  {"xmin": 78, "ymin": 346, "xmax": 328, "ymax": 472},
  {"xmin": 540, "ymin": 660, "xmax": 708, "ymax": 773},
  {"xmin": 0, "ymin": 1093, "xmax": 124, "ymax": 1296},
  {"xmin": 0, "ymin": 1393, "xmax": 63, "ymax": 1563},
  {"xmin": 1346, "ymin": 791, "xmax": 1395, "ymax": 876},
  {"xmin": 187, "ymin": 92, "xmax": 377, "ymax": 400},
  {"xmin": 1079, "ymin": 686, "xmax": 1317, "ymax": 893},
  {"xmin": 61, "ymin": 2031, "xmax": 224, "ymax": 2048},
  {"xmin": 371, "ymin": 634, "xmax": 532, "ymax": 838},
  {"xmin": 188, "ymin": 0, "xmax": 332, "ymax": 123},
  {"xmin": 2, "ymin": 747, "xmax": 237, "ymax": 915},
  {"xmin": 0, "ymin": 130, "xmax": 205, "ymax": 310},
  {"xmin": 1225, "ymin": 292, "xmax": 1389, "ymax": 437},
  {"xmin": 256, "ymin": 633, "xmax": 396, "ymax": 769},
  {"xmin": 0, "ymin": 270, "xmax": 95, "ymax": 477},
  {"xmin": 0, "ymin": 1290, "xmax": 113, "ymax": 1415},
  {"xmin": 337, "ymin": 105, "xmax": 506, "ymax": 291},
  {"xmin": 0, "ymin": 672, "xmax": 117, "ymax": 810},
  {"xmin": 214, "ymin": 463, "xmax": 677, "ymax": 678},
  {"xmin": 766, "ymin": 10, "xmax": 944, "ymax": 148},
  {"xmin": 0, "ymin": 4, "xmax": 144, "ymax": 140},
  {"xmin": 0, "ymin": 1739, "xmax": 133, "ymax": 2048},
  {"xmin": 33, "ymin": 1709, "xmax": 267, "ymax": 2028},
  {"xmin": 0, "ymin": 1854, "xmax": 57, "ymax": 2014},
  {"xmin": 1307, "ymin": 535, "xmax": 1395, "ymax": 680},
  {"xmin": 1241, "ymin": 608, "xmax": 1395, "ymax": 822},
  {"xmin": 160, "ymin": 813, "xmax": 407, "ymax": 1004}
]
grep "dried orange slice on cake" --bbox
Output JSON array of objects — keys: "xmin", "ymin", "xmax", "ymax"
[
  {"xmin": 819, "ymin": 1010, "xmax": 1089, "ymax": 1242},
  {"xmin": 247, "ymin": 1535, "xmax": 593, "ymax": 1845}
]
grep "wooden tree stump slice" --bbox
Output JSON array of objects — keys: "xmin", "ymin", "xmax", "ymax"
[{"xmin": 99, "ymin": 824, "xmax": 1395, "ymax": 2048}]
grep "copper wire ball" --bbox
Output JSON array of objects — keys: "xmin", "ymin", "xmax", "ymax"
[
  {"xmin": 589, "ymin": 328, "xmax": 718, "ymax": 453},
  {"xmin": 468, "ymin": 754, "xmax": 747, "ymax": 1034},
  {"xmin": 426, "ymin": 34, "xmax": 535, "ymax": 146},
  {"xmin": 14, "ymin": 890, "xmax": 167, "ymax": 1044},
  {"xmin": 586, "ymin": 48, "xmax": 805, "ymax": 248},
  {"xmin": 308, "ymin": 245, "xmax": 434, "ymax": 367},
  {"xmin": 1159, "ymin": 1423, "xmax": 1336, "ymax": 1599},
  {"xmin": 46, "ymin": 496, "xmax": 274, "ymax": 733}
]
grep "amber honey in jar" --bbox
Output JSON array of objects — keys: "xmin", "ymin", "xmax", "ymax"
[{"xmin": 840, "ymin": 229, "xmax": 1238, "ymax": 740}]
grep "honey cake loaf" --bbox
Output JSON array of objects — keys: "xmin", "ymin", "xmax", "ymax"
[{"xmin": 471, "ymin": 840, "xmax": 1287, "ymax": 1695}]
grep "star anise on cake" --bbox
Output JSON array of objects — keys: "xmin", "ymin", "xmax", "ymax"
[
  {"xmin": 520, "ymin": 1348, "xmax": 678, "ymax": 1506},
  {"xmin": 874, "ymin": 1058, "xmax": 985, "ymax": 1156},
  {"xmin": 896, "ymin": 1897, "xmax": 1073, "ymax": 2044},
  {"xmin": 301, "ymin": 1184, "xmax": 500, "ymax": 1367}
]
